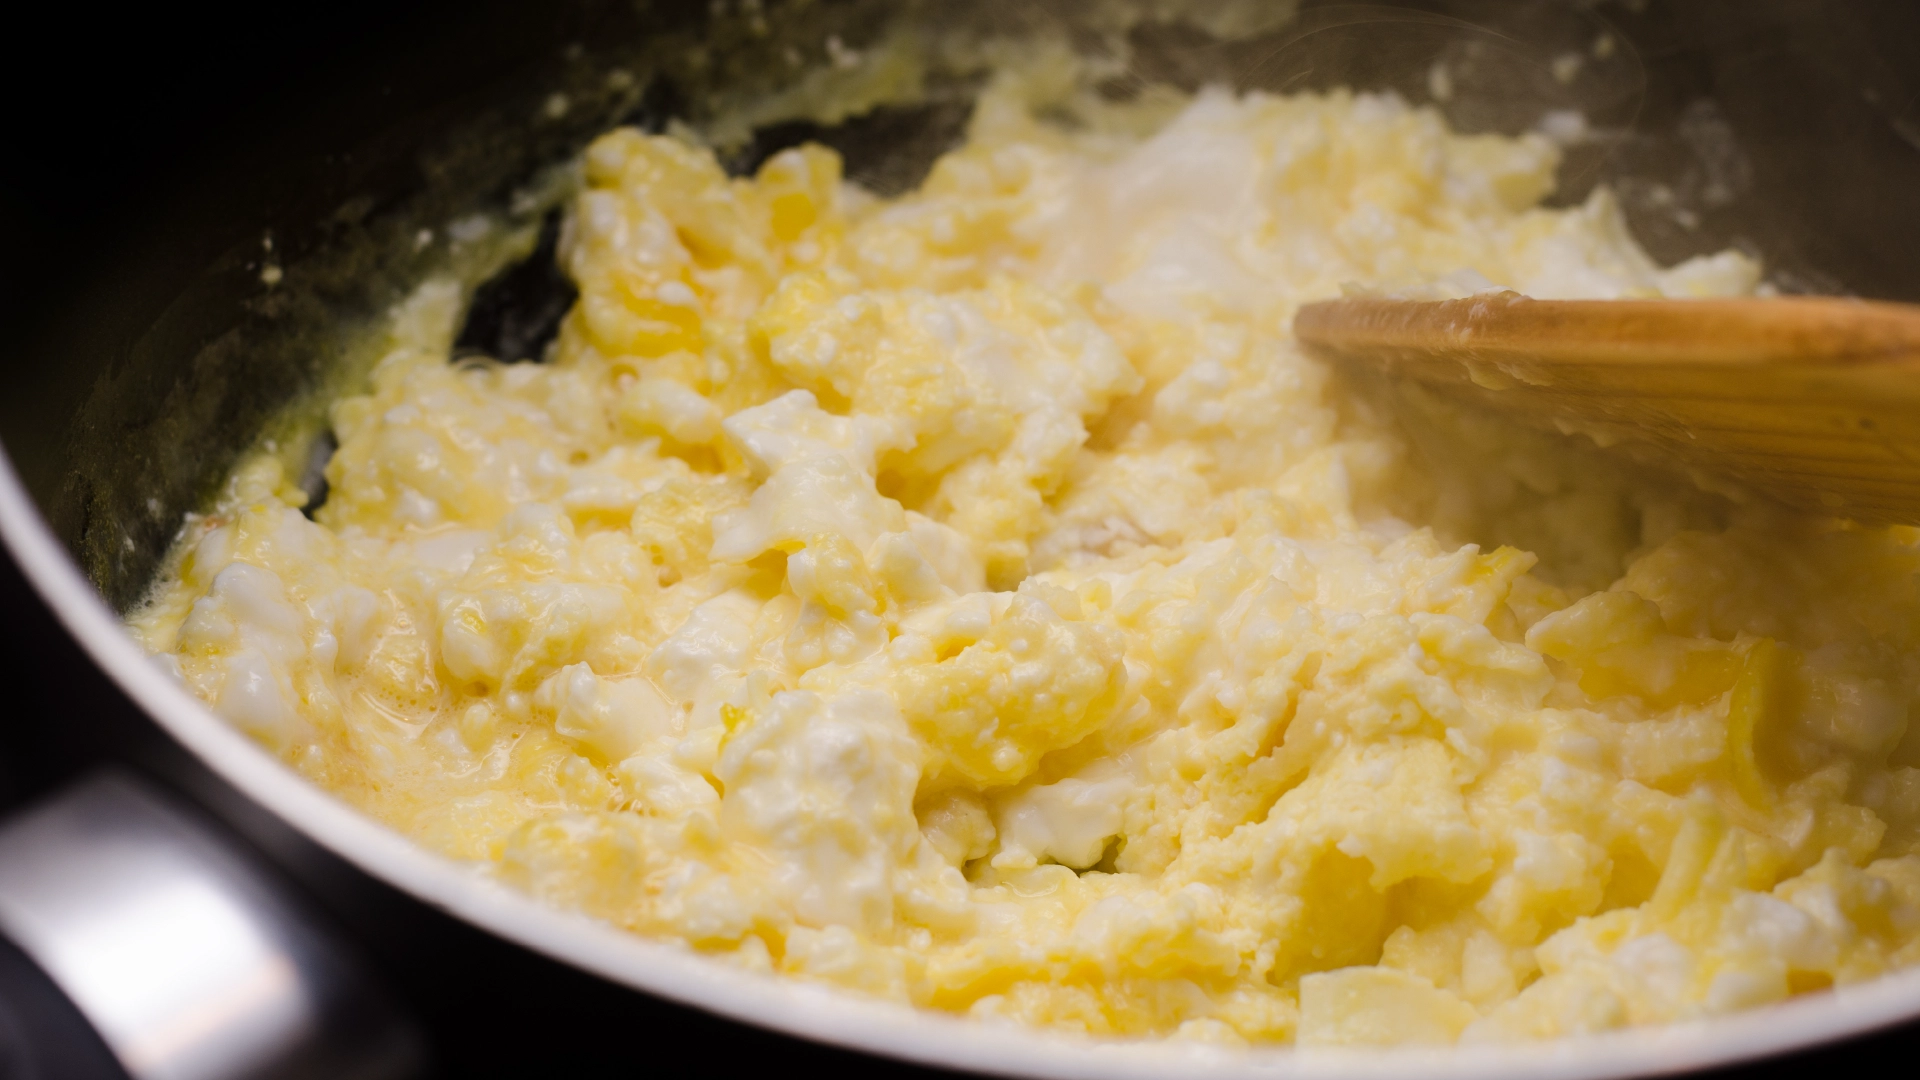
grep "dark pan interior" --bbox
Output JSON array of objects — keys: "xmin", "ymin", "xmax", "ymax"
[{"xmin": 3, "ymin": 0, "xmax": 1918, "ymax": 612}]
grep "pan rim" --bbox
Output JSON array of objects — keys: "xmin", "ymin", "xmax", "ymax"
[{"xmin": 3, "ymin": 447, "xmax": 1919, "ymax": 1079}]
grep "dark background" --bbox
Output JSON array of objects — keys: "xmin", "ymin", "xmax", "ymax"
[{"xmin": 3, "ymin": 1, "xmax": 1920, "ymax": 1076}]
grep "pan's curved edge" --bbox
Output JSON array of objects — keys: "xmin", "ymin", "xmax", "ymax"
[{"xmin": 3, "ymin": 446, "xmax": 1920, "ymax": 1080}]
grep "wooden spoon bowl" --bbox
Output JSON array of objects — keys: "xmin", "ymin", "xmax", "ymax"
[{"xmin": 1293, "ymin": 293, "xmax": 1920, "ymax": 525}]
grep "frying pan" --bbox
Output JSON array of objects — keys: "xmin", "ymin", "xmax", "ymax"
[{"xmin": 3, "ymin": 1, "xmax": 1919, "ymax": 1076}]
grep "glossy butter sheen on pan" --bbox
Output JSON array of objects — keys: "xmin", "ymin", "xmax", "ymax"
[{"xmin": 131, "ymin": 78, "xmax": 1920, "ymax": 1045}]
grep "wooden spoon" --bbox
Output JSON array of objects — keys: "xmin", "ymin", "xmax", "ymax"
[{"xmin": 1292, "ymin": 292, "xmax": 1920, "ymax": 525}]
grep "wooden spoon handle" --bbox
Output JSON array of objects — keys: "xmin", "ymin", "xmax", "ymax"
[
  {"xmin": 1296, "ymin": 293, "xmax": 1920, "ymax": 367},
  {"xmin": 1293, "ymin": 293, "xmax": 1920, "ymax": 524}
]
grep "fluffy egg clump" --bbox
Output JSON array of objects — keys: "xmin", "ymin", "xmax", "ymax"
[{"xmin": 133, "ymin": 81, "xmax": 1920, "ymax": 1045}]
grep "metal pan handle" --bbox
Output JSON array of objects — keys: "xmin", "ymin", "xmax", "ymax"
[{"xmin": 0, "ymin": 771, "xmax": 424, "ymax": 1080}]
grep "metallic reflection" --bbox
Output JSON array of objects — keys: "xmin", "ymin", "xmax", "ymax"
[{"xmin": 0, "ymin": 773, "xmax": 421, "ymax": 1080}]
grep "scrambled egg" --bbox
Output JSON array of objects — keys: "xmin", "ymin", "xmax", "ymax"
[{"xmin": 131, "ymin": 81, "xmax": 1920, "ymax": 1046}]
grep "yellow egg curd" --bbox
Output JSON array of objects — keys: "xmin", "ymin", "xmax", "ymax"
[{"xmin": 131, "ymin": 80, "xmax": 1920, "ymax": 1046}]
